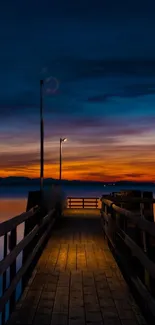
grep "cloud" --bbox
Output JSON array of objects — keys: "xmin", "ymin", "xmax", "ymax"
[
  {"xmin": 87, "ymin": 94, "xmax": 109, "ymax": 103},
  {"xmin": 124, "ymin": 83, "xmax": 155, "ymax": 97},
  {"xmin": 87, "ymin": 82, "xmax": 155, "ymax": 104},
  {"xmin": 125, "ymin": 173, "xmax": 144, "ymax": 178},
  {"xmin": 1, "ymin": 59, "xmax": 155, "ymax": 122},
  {"xmin": 80, "ymin": 60, "xmax": 155, "ymax": 80}
]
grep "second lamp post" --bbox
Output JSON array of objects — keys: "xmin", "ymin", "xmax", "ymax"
[{"xmin": 59, "ymin": 138, "xmax": 67, "ymax": 180}]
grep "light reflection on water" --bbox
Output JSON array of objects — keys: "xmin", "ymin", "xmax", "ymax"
[{"xmin": 0, "ymin": 198, "xmax": 27, "ymax": 223}]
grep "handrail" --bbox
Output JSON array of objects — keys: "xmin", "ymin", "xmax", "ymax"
[
  {"xmin": 117, "ymin": 228, "xmax": 155, "ymax": 278},
  {"xmin": 67, "ymin": 197, "xmax": 100, "ymax": 199},
  {"xmin": 101, "ymin": 196, "xmax": 155, "ymax": 203},
  {"xmin": 0, "ymin": 208, "xmax": 55, "ymax": 313},
  {"xmin": 0, "ymin": 209, "xmax": 54, "ymax": 275},
  {"xmin": 67, "ymin": 197, "xmax": 99, "ymax": 209},
  {"xmin": 101, "ymin": 194, "xmax": 155, "ymax": 320},
  {"xmin": 0, "ymin": 206, "xmax": 39, "ymax": 237},
  {"xmin": 102, "ymin": 198, "xmax": 155, "ymax": 237},
  {"xmin": 0, "ymin": 204, "xmax": 57, "ymax": 324}
]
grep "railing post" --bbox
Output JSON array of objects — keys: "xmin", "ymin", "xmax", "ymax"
[
  {"xmin": 96, "ymin": 198, "xmax": 98, "ymax": 209},
  {"xmin": 83, "ymin": 198, "xmax": 84, "ymax": 209},
  {"xmin": 22, "ymin": 210, "xmax": 38, "ymax": 291},
  {"xmin": 105, "ymin": 204, "xmax": 108, "ymax": 215},
  {"xmin": 2, "ymin": 233, "xmax": 8, "ymax": 325},
  {"xmin": 100, "ymin": 201, "xmax": 106, "ymax": 238},
  {"xmin": 9, "ymin": 227, "xmax": 17, "ymax": 314},
  {"xmin": 140, "ymin": 201, "xmax": 150, "ymax": 290},
  {"xmin": 109, "ymin": 205, "xmax": 117, "ymax": 245}
]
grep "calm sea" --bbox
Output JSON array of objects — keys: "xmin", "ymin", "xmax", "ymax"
[{"xmin": 0, "ymin": 184, "xmax": 155, "ymax": 323}]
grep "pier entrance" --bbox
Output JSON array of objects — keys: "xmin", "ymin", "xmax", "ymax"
[{"xmin": 7, "ymin": 208, "xmax": 146, "ymax": 325}]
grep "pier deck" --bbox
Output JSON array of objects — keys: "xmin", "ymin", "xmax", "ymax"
[{"xmin": 8, "ymin": 210, "xmax": 146, "ymax": 325}]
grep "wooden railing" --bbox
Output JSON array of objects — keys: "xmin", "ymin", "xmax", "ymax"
[
  {"xmin": 67, "ymin": 197, "xmax": 99, "ymax": 209},
  {"xmin": 0, "ymin": 205, "xmax": 56, "ymax": 325},
  {"xmin": 101, "ymin": 197, "xmax": 155, "ymax": 322}
]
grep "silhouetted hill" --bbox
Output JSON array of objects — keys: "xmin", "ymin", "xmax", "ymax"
[{"xmin": 0, "ymin": 177, "xmax": 155, "ymax": 187}]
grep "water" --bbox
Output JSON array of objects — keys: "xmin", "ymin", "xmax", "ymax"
[{"xmin": 0, "ymin": 184, "xmax": 155, "ymax": 323}]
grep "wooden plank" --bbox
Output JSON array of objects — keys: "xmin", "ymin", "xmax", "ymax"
[
  {"xmin": 9, "ymin": 227, "xmax": 17, "ymax": 314},
  {"xmin": 66, "ymin": 244, "xmax": 76, "ymax": 270},
  {"xmin": 84, "ymin": 244, "xmax": 97, "ymax": 270},
  {"xmin": 53, "ymin": 271, "xmax": 70, "ymax": 315},
  {"xmin": 69, "ymin": 270, "xmax": 85, "ymax": 324},
  {"xmin": 43, "ymin": 245, "xmax": 61, "ymax": 273},
  {"xmin": 67, "ymin": 197, "xmax": 99, "ymax": 200},
  {"xmin": 2, "ymin": 233, "xmax": 7, "ymax": 325},
  {"xmin": 64, "ymin": 209, "xmax": 100, "ymax": 218},
  {"xmin": 55, "ymin": 244, "xmax": 69, "ymax": 271},
  {"xmin": 77, "ymin": 244, "xmax": 87, "ymax": 270},
  {"xmin": 51, "ymin": 314, "xmax": 68, "ymax": 325}
]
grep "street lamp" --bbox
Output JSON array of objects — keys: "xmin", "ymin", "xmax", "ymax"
[
  {"xmin": 40, "ymin": 80, "xmax": 44, "ymax": 191},
  {"xmin": 60, "ymin": 138, "xmax": 67, "ymax": 180}
]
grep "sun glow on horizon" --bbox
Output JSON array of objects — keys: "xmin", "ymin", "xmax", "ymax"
[{"xmin": 1, "ymin": 128, "xmax": 155, "ymax": 182}]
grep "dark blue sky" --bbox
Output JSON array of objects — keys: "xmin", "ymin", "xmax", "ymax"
[{"xmin": 1, "ymin": 0, "xmax": 155, "ymax": 181}]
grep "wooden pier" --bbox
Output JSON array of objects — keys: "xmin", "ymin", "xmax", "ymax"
[{"xmin": 1, "ymin": 193, "xmax": 155, "ymax": 324}]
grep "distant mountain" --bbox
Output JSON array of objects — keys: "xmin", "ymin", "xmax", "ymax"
[{"xmin": 0, "ymin": 177, "xmax": 155, "ymax": 187}]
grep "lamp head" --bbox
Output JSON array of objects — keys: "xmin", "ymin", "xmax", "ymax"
[{"xmin": 60, "ymin": 137, "xmax": 67, "ymax": 142}]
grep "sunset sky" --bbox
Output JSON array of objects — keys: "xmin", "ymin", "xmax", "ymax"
[{"xmin": 1, "ymin": 1, "xmax": 155, "ymax": 181}]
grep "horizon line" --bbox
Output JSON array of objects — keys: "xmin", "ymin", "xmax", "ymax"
[{"xmin": 0, "ymin": 176, "xmax": 155, "ymax": 184}]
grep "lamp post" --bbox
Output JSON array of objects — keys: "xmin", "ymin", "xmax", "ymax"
[
  {"xmin": 40, "ymin": 80, "xmax": 44, "ymax": 191},
  {"xmin": 60, "ymin": 138, "xmax": 67, "ymax": 180}
]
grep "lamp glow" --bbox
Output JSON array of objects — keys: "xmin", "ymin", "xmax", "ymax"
[{"xmin": 60, "ymin": 137, "xmax": 68, "ymax": 180}]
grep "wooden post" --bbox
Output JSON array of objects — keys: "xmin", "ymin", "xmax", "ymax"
[
  {"xmin": 102, "ymin": 201, "xmax": 104, "ymax": 212},
  {"xmin": 40, "ymin": 80, "xmax": 44, "ymax": 191},
  {"xmin": 2, "ymin": 234, "xmax": 7, "ymax": 325},
  {"xmin": 110, "ymin": 206, "xmax": 117, "ymax": 245},
  {"xmin": 59, "ymin": 138, "xmax": 62, "ymax": 181},
  {"xmin": 22, "ymin": 211, "xmax": 38, "ymax": 291},
  {"xmin": 140, "ymin": 196, "xmax": 150, "ymax": 290},
  {"xmin": 102, "ymin": 203, "xmax": 107, "ymax": 237},
  {"xmin": 134, "ymin": 220, "xmax": 144, "ymax": 282},
  {"xmin": 83, "ymin": 198, "xmax": 84, "ymax": 209},
  {"xmin": 96, "ymin": 198, "xmax": 98, "ymax": 209},
  {"xmin": 9, "ymin": 228, "xmax": 17, "ymax": 314}
]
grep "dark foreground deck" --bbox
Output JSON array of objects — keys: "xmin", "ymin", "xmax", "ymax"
[{"xmin": 8, "ymin": 211, "xmax": 146, "ymax": 325}]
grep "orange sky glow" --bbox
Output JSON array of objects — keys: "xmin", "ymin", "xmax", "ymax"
[{"xmin": 1, "ymin": 131, "xmax": 155, "ymax": 182}]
